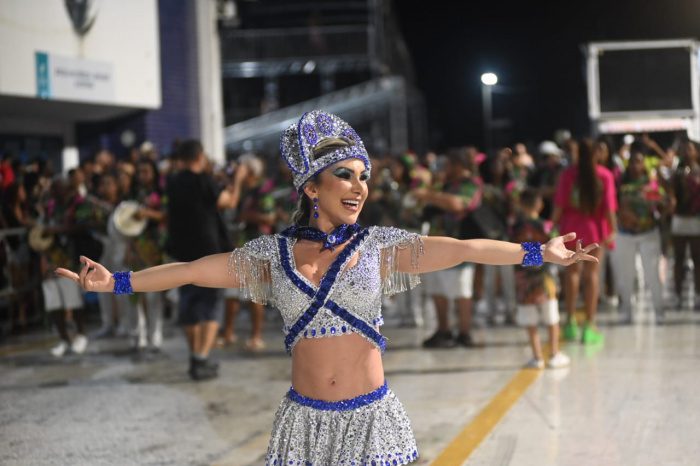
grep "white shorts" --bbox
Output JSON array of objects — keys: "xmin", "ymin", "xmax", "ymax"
[
  {"xmin": 423, "ymin": 264, "xmax": 474, "ymax": 300},
  {"xmin": 516, "ymin": 300, "xmax": 559, "ymax": 327},
  {"xmin": 671, "ymin": 215, "xmax": 700, "ymax": 236},
  {"xmin": 42, "ymin": 278, "xmax": 84, "ymax": 312}
]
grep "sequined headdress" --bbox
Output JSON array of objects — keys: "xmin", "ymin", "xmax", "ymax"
[{"xmin": 280, "ymin": 110, "xmax": 371, "ymax": 191}]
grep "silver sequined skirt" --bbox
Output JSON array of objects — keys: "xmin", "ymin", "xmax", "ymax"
[{"xmin": 266, "ymin": 382, "xmax": 419, "ymax": 465}]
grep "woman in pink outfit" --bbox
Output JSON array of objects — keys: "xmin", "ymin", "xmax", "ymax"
[{"xmin": 552, "ymin": 139, "xmax": 617, "ymax": 344}]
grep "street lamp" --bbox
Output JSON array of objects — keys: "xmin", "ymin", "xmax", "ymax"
[
  {"xmin": 481, "ymin": 72, "xmax": 498, "ymax": 86},
  {"xmin": 481, "ymin": 72, "xmax": 498, "ymax": 152}
]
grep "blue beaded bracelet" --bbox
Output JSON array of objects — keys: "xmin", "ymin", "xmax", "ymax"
[
  {"xmin": 113, "ymin": 271, "xmax": 134, "ymax": 295},
  {"xmin": 521, "ymin": 242, "xmax": 544, "ymax": 267}
]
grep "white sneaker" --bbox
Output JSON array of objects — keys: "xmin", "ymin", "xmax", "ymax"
[
  {"xmin": 605, "ymin": 295, "xmax": 619, "ymax": 309},
  {"xmin": 244, "ymin": 337, "xmax": 266, "ymax": 352},
  {"xmin": 524, "ymin": 358, "xmax": 544, "ymax": 369},
  {"xmin": 150, "ymin": 331, "xmax": 163, "ymax": 349},
  {"xmin": 475, "ymin": 299, "xmax": 489, "ymax": 316},
  {"xmin": 50, "ymin": 341, "xmax": 69, "ymax": 357},
  {"xmin": 71, "ymin": 334, "xmax": 88, "ymax": 354},
  {"xmin": 547, "ymin": 352, "xmax": 571, "ymax": 369},
  {"xmin": 495, "ymin": 298, "xmax": 507, "ymax": 314}
]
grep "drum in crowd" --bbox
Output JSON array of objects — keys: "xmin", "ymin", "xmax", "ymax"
[
  {"xmin": 28, "ymin": 224, "xmax": 54, "ymax": 252},
  {"xmin": 112, "ymin": 200, "xmax": 148, "ymax": 238}
]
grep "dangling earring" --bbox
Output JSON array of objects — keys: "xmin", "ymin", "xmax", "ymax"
[{"xmin": 312, "ymin": 197, "xmax": 319, "ymax": 219}]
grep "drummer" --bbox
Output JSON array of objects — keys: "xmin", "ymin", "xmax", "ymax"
[
  {"xmin": 93, "ymin": 172, "xmax": 133, "ymax": 339},
  {"xmin": 124, "ymin": 157, "xmax": 167, "ymax": 353}
]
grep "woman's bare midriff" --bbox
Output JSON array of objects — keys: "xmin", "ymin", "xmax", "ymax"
[{"xmin": 291, "ymin": 332, "xmax": 384, "ymax": 401}]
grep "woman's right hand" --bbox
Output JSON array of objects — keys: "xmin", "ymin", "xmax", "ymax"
[{"xmin": 55, "ymin": 256, "xmax": 114, "ymax": 293}]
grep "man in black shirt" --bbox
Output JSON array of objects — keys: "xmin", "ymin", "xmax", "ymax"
[{"xmin": 166, "ymin": 139, "xmax": 246, "ymax": 380}]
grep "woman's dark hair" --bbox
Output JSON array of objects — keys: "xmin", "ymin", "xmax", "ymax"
[
  {"xmin": 95, "ymin": 170, "xmax": 118, "ymax": 193},
  {"xmin": 1, "ymin": 181, "xmax": 24, "ymax": 229},
  {"xmin": 133, "ymin": 156, "xmax": 162, "ymax": 196},
  {"xmin": 291, "ymin": 137, "xmax": 353, "ymax": 225},
  {"xmin": 677, "ymin": 139, "xmax": 699, "ymax": 169},
  {"xmin": 595, "ymin": 136, "xmax": 615, "ymax": 171},
  {"xmin": 396, "ymin": 154, "xmax": 416, "ymax": 186},
  {"xmin": 576, "ymin": 138, "xmax": 602, "ymax": 215},
  {"xmin": 519, "ymin": 187, "xmax": 541, "ymax": 210},
  {"xmin": 480, "ymin": 153, "xmax": 512, "ymax": 187}
]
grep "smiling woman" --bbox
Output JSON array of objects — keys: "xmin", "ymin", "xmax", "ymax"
[
  {"xmin": 55, "ymin": 110, "xmax": 598, "ymax": 465},
  {"xmin": 289, "ymin": 135, "xmax": 367, "ymax": 225}
]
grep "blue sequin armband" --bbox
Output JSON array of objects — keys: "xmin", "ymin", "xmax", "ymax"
[
  {"xmin": 521, "ymin": 242, "xmax": 543, "ymax": 267},
  {"xmin": 113, "ymin": 271, "xmax": 134, "ymax": 295}
]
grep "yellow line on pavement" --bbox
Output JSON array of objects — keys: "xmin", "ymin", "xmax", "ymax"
[
  {"xmin": 0, "ymin": 338, "xmax": 56, "ymax": 357},
  {"xmin": 430, "ymin": 367, "xmax": 543, "ymax": 465}
]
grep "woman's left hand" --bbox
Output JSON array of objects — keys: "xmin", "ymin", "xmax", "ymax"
[{"xmin": 543, "ymin": 232, "xmax": 599, "ymax": 266}]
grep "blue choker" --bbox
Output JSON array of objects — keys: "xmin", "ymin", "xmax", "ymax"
[{"xmin": 281, "ymin": 223, "xmax": 362, "ymax": 251}]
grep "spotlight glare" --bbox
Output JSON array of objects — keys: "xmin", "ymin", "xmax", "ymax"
[{"xmin": 481, "ymin": 72, "xmax": 498, "ymax": 86}]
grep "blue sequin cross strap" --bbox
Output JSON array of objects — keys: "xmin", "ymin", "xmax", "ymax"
[
  {"xmin": 112, "ymin": 271, "xmax": 134, "ymax": 295},
  {"xmin": 521, "ymin": 242, "xmax": 544, "ymax": 267}
]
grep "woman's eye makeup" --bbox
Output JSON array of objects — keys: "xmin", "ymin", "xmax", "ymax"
[
  {"xmin": 334, "ymin": 167, "xmax": 364, "ymax": 180},
  {"xmin": 333, "ymin": 168, "xmax": 351, "ymax": 179},
  {"xmin": 333, "ymin": 167, "xmax": 370, "ymax": 181}
]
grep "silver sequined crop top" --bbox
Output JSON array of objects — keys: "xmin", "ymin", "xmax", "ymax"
[{"xmin": 227, "ymin": 226, "xmax": 424, "ymax": 353}]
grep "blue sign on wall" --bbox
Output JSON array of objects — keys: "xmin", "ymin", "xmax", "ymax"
[{"xmin": 36, "ymin": 51, "xmax": 51, "ymax": 99}]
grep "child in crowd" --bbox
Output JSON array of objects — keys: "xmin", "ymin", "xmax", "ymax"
[{"xmin": 512, "ymin": 188, "xmax": 570, "ymax": 369}]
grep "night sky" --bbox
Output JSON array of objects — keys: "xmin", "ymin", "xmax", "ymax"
[{"xmin": 395, "ymin": 0, "xmax": 700, "ymax": 151}]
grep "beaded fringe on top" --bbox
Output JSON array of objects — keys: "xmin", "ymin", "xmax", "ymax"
[
  {"xmin": 379, "ymin": 233, "xmax": 424, "ymax": 296},
  {"xmin": 227, "ymin": 248, "xmax": 272, "ymax": 305}
]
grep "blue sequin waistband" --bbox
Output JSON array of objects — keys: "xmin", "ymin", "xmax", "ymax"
[{"xmin": 287, "ymin": 381, "xmax": 388, "ymax": 411}]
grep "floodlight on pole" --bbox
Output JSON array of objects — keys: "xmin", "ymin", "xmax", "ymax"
[
  {"xmin": 481, "ymin": 72, "xmax": 498, "ymax": 86},
  {"xmin": 481, "ymin": 73, "xmax": 498, "ymax": 151}
]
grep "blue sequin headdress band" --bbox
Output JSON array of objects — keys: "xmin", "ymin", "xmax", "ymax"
[{"xmin": 280, "ymin": 110, "xmax": 371, "ymax": 192}]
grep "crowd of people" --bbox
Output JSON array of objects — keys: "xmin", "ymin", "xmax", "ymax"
[{"xmin": 1, "ymin": 131, "xmax": 699, "ymax": 371}]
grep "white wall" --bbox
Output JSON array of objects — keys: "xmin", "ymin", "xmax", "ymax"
[
  {"xmin": 0, "ymin": 0, "xmax": 160, "ymax": 108},
  {"xmin": 195, "ymin": 0, "xmax": 225, "ymax": 165}
]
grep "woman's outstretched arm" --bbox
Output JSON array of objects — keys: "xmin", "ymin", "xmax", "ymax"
[
  {"xmin": 55, "ymin": 252, "xmax": 237, "ymax": 293},
  {"xmin": 399, "ymin": 232, "xmax": 598, "ymax": 274}
]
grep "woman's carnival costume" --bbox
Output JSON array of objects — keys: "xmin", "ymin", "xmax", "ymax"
[
  {"xmin": 227, "ymin": 110, "xmax": 424, "ymax": 465},
  {"xmin": 106, "ymin": 110, "xmax": 544, "ymax": 463}
]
